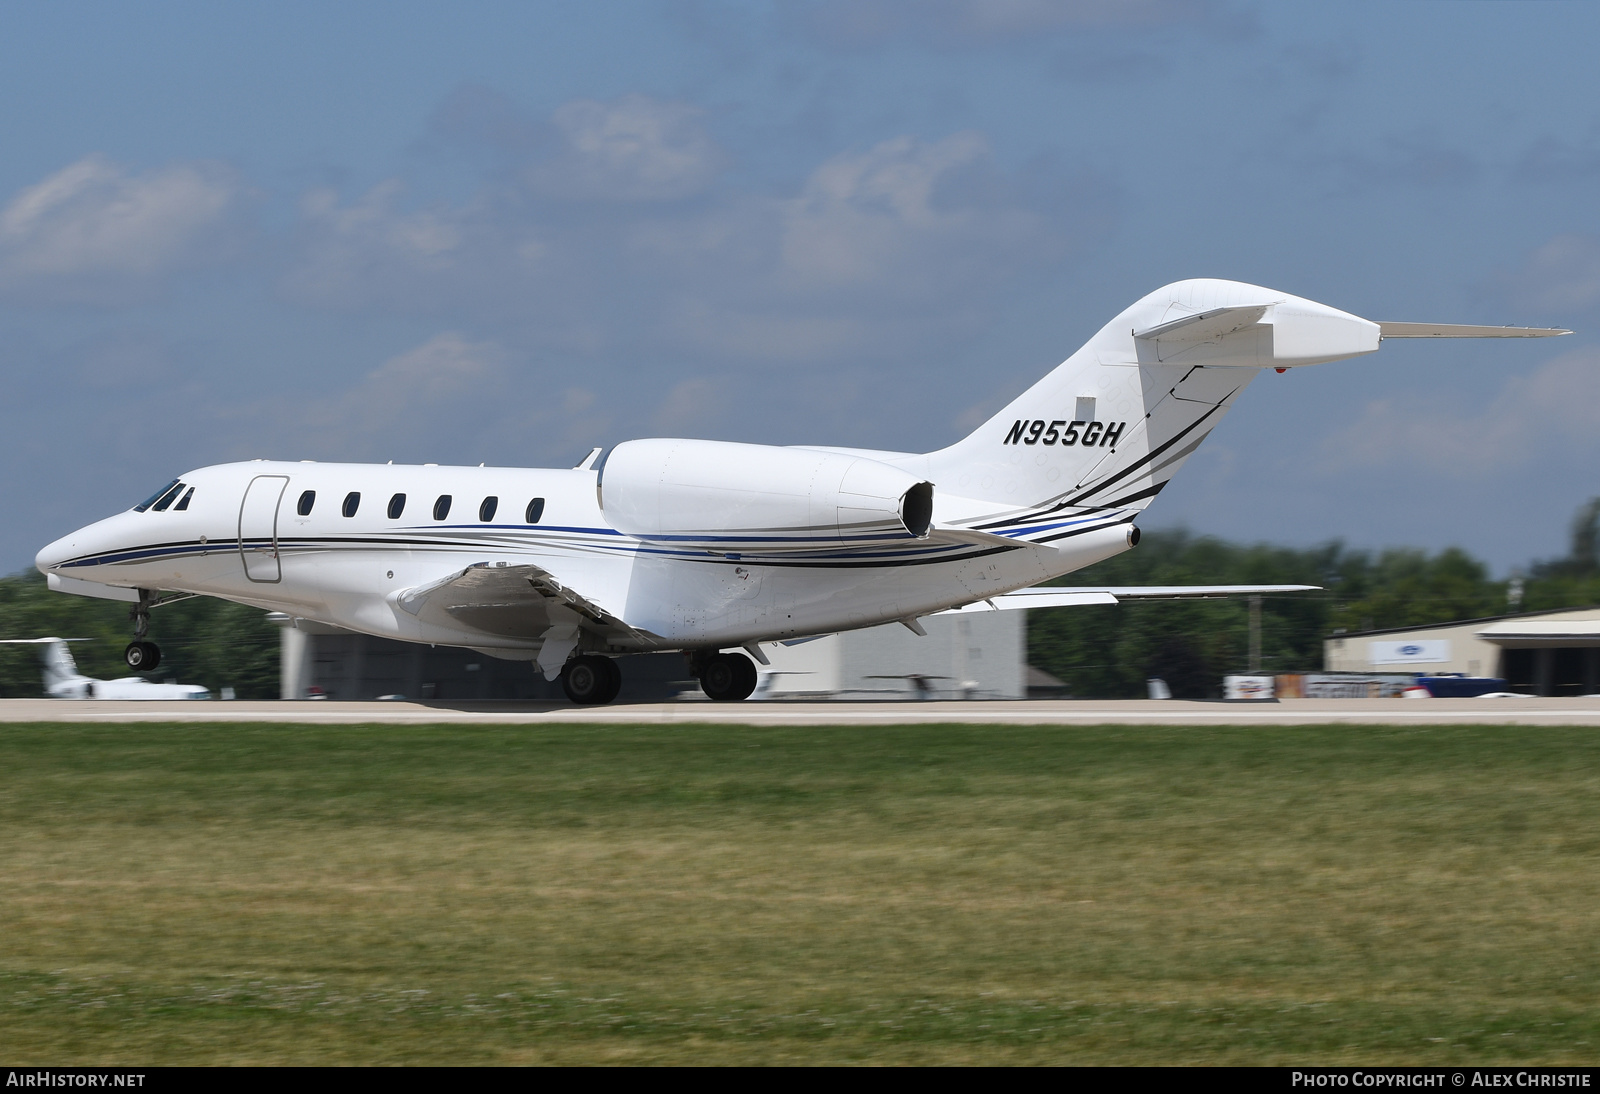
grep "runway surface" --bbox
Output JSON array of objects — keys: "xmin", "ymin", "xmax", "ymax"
[{"xmin": 3, "ymin": 697, "xmax": 1600, "ymax": 724}]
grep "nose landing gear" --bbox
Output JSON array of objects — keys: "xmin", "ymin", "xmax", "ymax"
[
  {"xmin": 125, "ymin": 589, "xmax": 161, "ymax": 672},
  {"xmin": 124, "ymin": 641, "xmax": 161, "ymax": 671}
]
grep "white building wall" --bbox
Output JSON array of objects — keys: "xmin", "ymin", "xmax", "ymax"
[
  {"xmin": 280, "ymin": 625, "xmax": 312, "ymax": 700},
  {"xmin": 756, "ymin": 610, "xmax": 1025, "ymax": 700},
  {"xmin": 1324, "ymin": 606, "xmax": 1600, "ymax": 677}
]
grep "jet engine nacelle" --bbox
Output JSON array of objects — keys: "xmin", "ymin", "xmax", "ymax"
[{"xmin": 599, "ymin": 438, "xmax": 933, "ymax": 546}]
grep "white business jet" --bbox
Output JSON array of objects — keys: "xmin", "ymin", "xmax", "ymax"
[
  {"xmin": 33, "ymin": 279, "xmax": 1567, "ymax": 703},
  {"xmin": 0, "ymin": 638, "xmax": 211, "ymax": 699}
]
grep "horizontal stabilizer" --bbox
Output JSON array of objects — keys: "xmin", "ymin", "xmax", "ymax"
[
  {"xmin": 1133, "ymin": 304, "xmax": 1269, "ymax": 343},
  {"xmin": 1378, "ymin": 322, "xmax": 1571, "ymax": 339},
  {"xmin": 938, "ymin": 583, "xmax": 1320, "ymax": 613}
]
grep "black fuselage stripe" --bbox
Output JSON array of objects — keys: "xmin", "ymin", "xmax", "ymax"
[
  {"xmin": 1057, "ymin": 393, "xmax": 1232, "ymax": 508},
  {"xmin": 1034, "ymin": 517, "xmax": 1136, "ymax": 546},
  {"xmin": 1093, "ymin": 481, "xmax": 1167, "ymax": 510},
  {"xmin": 61, "ymin": 534, "xmax": 1017, "ymax": 572}
]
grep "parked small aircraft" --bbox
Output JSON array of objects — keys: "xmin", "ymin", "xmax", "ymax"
[
  {"xmin": 0, "ymin": 638, "xmax": 211, "ymax": 700},
  {"xmin": 33, "ymin": 279, "xmax": 1567, "ymax": 703}
]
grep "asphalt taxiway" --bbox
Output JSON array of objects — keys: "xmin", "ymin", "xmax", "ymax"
[{"xmin": 2, "ymin": 697, "xmax": 1600, "ymax": 725}]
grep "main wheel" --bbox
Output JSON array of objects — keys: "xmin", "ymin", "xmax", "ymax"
[
  {"xmin": 700, "ymin": 652, "xmax": 758, "ymax": 701},
  {"xmin": 124, "ymin": 641, "xmax": 161, "ymax": 671},
  {"xmin": 562, "ymin": 655, "xmax": 618, "ymax": 705},
  {"xmin": 597, "ymin": 656, "xmax": 622, "ymax": 704}
]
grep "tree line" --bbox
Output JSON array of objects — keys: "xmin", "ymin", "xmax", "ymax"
[
  {"xmin": 1, "ymin": 499, "xmax": 1597, "ymax": 700},
  {"xmin": 1029, "ymin": 499, "xmax": 1600, "ymax": 698},
  {"xmin": 0, "ymin": 576, "xmax": 280, "ymax": 699}
]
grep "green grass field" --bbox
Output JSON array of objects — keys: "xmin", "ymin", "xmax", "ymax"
[{"xmin": 1, "ymin": 721, "xmax": 1597, "ymax": 1064}]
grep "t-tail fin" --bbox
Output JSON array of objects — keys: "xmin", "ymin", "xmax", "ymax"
[
  {"xmin": 918, "ymin": 279, "xmax": 1384, "ymax": 514},
  {"xmin": 38, "ymin": 639, "xmax": 80, "ymax": 691},
  {"xmin": 0, "ymin": 638, "xmax": 86, "ymax": 695}
]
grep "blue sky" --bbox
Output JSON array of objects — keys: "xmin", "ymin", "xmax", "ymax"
[{"xmin": 4, "ymin": 1, "xmax": 1600, "ymax": 574}]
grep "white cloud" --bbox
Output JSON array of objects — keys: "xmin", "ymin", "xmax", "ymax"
[
  {"xmin": 360, "ymin": 330, "xmax": 498, "ymax": 397},
  {"xmin": 300, "ymin": 334, "xmax": 622, "ymax": 462},
  {"xmin": 795, "ymin": 0, "xmax": 1233, "ymax": 50},
  {"xmin": 342, "ymin": 331, "xmax": 500, "ymax": 431},
  {"xmin": 651, "ymin": 375, "xmax": 737, "ymax": 433},
  {"xmin": 1499, "ymin": 234, "xmax": 1600, "ymax": 314},
  {"xmin": 638, "ymin": 132, "xmax": 1094, "ymax": 360},
  {"xmin": 0, "ymin": 155, "xmax": 240, "ymax": 301},
  {"xmin": 265, "ymin": 333, "xmax": 508, "ymax": 460},
  {"xmin": 529, "ymin": 95, "xmax": 722, "ymax": 201},
  {"xmin": 282, "ymin": 116, "xmax": 1105, "ymax": 372},
  {"xmin": 285, "ymin": 182, "xmax": 475, "ymax": 308},
  {"xmin": 778, "ymin": 132, "xmax": 1052, "ymax": 294},
  {"xmin": 1289, "ymin": 130, "xmax": 1479, "ymax": 197},
  {"xmin": 1318, "ymin": 346, "xmax": 1600, "ymax": 478},
  {"xmin": 1514, "ymin": 130, "xmax": 1600, "ymax": 184}
]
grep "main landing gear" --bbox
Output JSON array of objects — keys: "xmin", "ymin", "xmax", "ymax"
[
  {"xmin": 693, "ymin": 651, "xmax": 758, "ymax": 702},
  {"xmin": 557, "ymin": 650, "xmax": 759, "ymax": 705},
  {"xmin": 561, "ymin": 654, "xmax": 622, "ymax": 705},
  {"xmin": 125, "ymin": 589, "xmax": 161, "ymax": 671}
]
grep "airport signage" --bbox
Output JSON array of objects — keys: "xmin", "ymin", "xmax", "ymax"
[{"xmin": 1368, "ymin": 640, "xmax": 1451, "ymax": 665}]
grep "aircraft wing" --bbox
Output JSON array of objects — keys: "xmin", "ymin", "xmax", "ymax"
[
  {"xmin": 937, "ymin": 583, "xmax": 1319, "ymax": 613},
  {"xmin": 396, "ymin": 562, "xmax": 657, "ymax": 672}
]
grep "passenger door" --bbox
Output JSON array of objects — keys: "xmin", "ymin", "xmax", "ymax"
[{"xmin": 239, "ymin": 475, "xmax": 289, "ymax": 583}]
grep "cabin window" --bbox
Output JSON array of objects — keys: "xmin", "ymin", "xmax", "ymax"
[
  {"xmin": 151, "ymin": 482, "xmax": 186, "ymax": 512},
  {"xmin": 342, "ymin": 492, "xmax": 360, "ymax": 518},
  {"xmin": 526, "ymin": 497, "xmax": 545, "ymax": 524},
  {"xmin": 479, "ymin": 496, "xmax": 498, "ymax": 522},
  {"xmin": 134, "ymin": 479, "xmax": 180, "ymax": 513},
  {"xmin": 297, "ymin": 490, "xmax": 316, "ymax": 516},
  {"xmin": 388, "ymin": 493, "xmax": 406, "ymax": 519},
  {"xmin": 433, "ymin": 495, "xmax": 453, "ymax": 521},
  {"xmin": 173, "ymin": 487, "xmax": 194, "ymax": 511}
]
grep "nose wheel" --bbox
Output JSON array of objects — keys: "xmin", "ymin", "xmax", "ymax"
[
  {"xmin": 124, "ymin": 641, "xmax": 161, "ymax": 671},
  {"xmin": 125, "ymin": 588, "xmax": 161, "ymax": 671}
]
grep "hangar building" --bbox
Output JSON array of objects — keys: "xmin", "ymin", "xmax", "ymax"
[
  {"xmin": 275, "ymin": 610, "xmax": 1024, "ymax": 702},
  {"xmin": 1324, "ymin": 605, "xmax": 1600, "ymax": 696}
]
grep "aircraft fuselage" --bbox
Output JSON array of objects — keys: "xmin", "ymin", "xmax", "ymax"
[{"xmin": 36, "ymin": 459, "xmax": 1124, "ymax": 657}]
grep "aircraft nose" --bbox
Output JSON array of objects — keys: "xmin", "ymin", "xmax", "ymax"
[{"xmin": 35, "ymin": 532, "xmax": 78, "ymax": 574}]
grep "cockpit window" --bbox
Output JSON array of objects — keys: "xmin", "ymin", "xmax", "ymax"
[
  {"xmin": 388, "ymin": 493, "xmax": 406, "ymax": 519},
  {"xmin": 150, "ymin": 482, "xmax": 186, "ymax": 512},
  {"xmin": 342, "ymin": 492, "xmax": 360, "ymax": 518},
  {"xmin": 433, "ymin": 495, "xmax": 453, "ymax": 521},
  {"xmin": 134, "ymin": 479, "xmax": 180, "ymax": 513},
  {"xmin": 297, "ymin": 490, "xmax": 316, "ymax": 516},
  {"xmin": 173, "ymin": 487, "xmax": 194, "ymax": 511},
  {"xmin": 479, "ymin": 496, "xmax": 498, "ymax": 522},
  {"xmin": 526, "ymin": 497, "xmax": 545, "ymax": 524}
]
